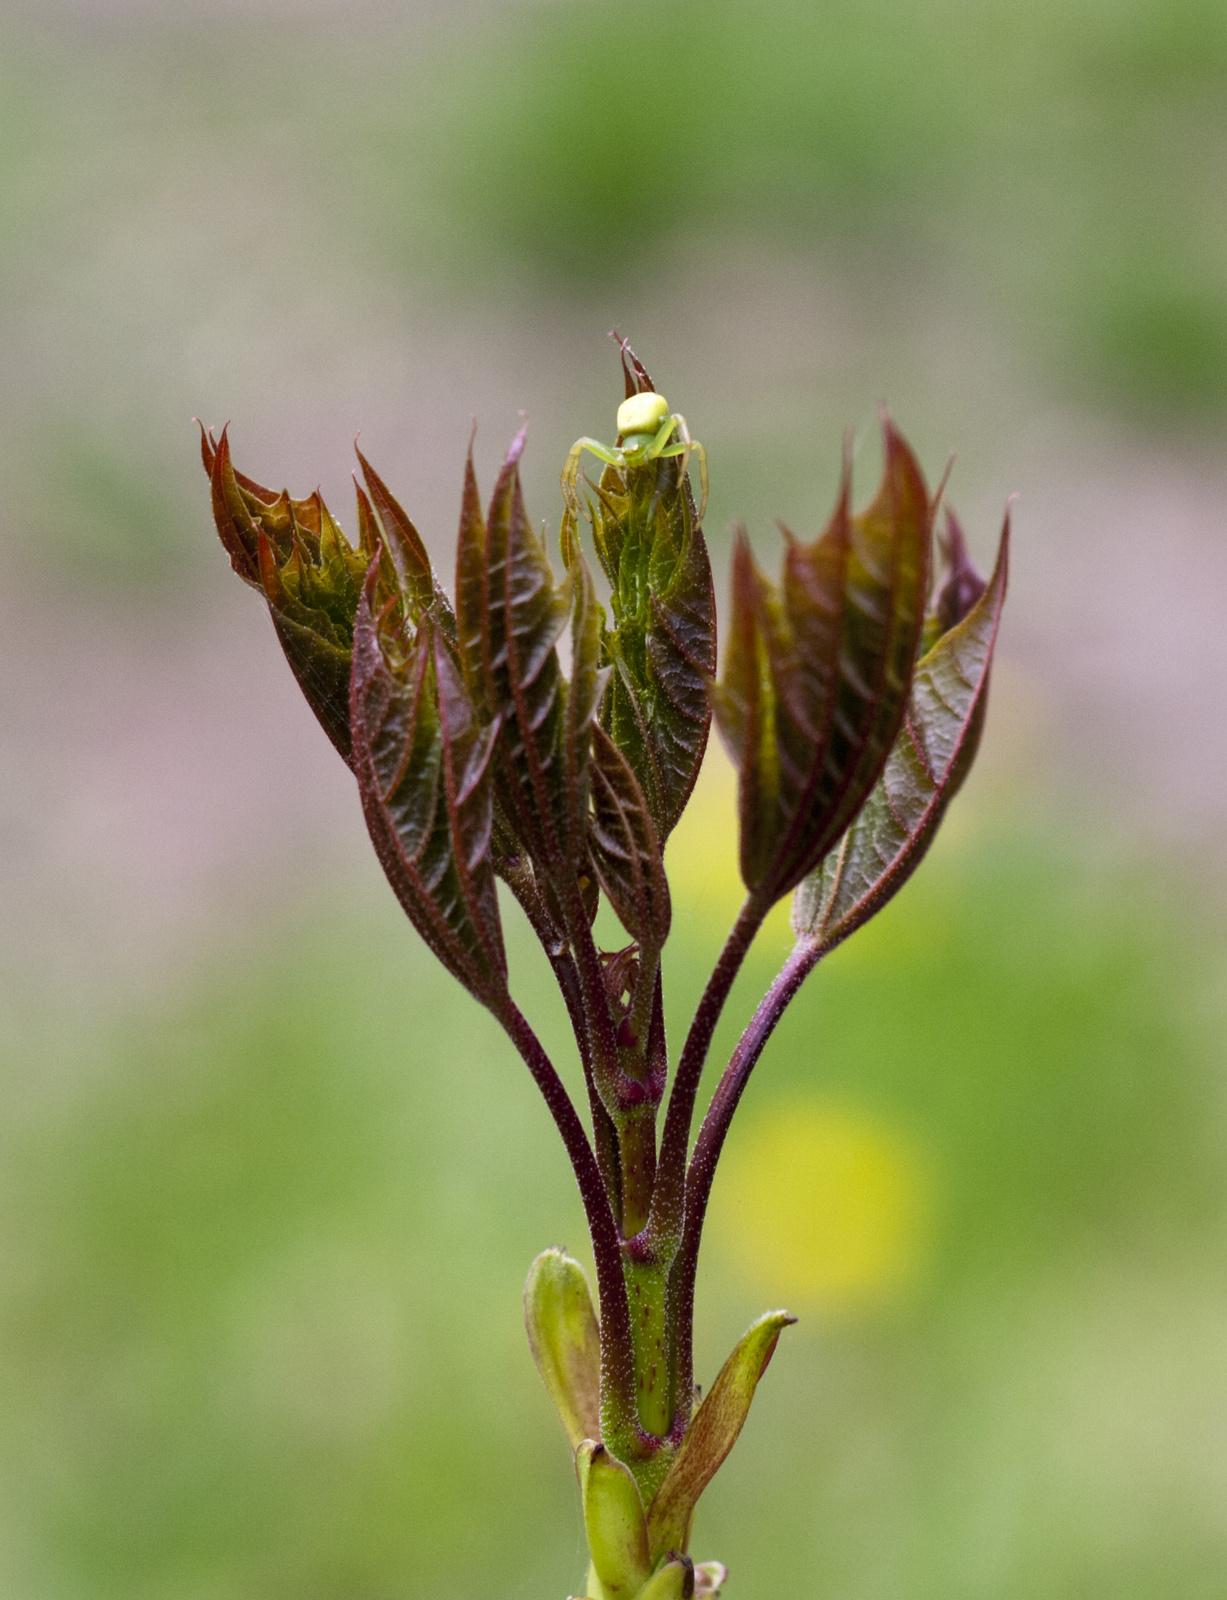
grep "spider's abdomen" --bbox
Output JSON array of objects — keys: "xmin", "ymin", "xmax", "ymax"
[{"xmin": 616, "ymin": 392, "xmax": 669, "ymax": 436}]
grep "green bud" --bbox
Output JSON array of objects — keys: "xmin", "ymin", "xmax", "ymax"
[
  {"xmin": 637, "ymin": 1554, "xmax": 695, "ymax": 1600},
  {"xmin": 576, "ymin": 1440, "xmax": 652, "ymax": 1598},
  {"xmin": 524, "ymin": 1249, "xmax": 602, "ymax": 1448}
]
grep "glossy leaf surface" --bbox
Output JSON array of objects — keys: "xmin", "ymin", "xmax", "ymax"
[
  {"xmin": 523, "ymin": 1248, "xmax": 602, "ymax": 1449},
  {"xmin": 646, "ymin": 1311, "xmax": 795, "ymax": 1562},
  {"xmin": 793, "ymin": 514, "xmax": 1009, "ymax": 955},
  {"xmin": 350, "ymin": 567, "xmax": 506, "ymax": 1006},
  {"xmin": 713, "ymin": 422, "xmax": 931, "ymax": 906}
]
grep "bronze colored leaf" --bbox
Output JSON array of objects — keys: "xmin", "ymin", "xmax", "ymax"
[
  {"xmin": 355, "ymin": 445, "xmax": 456, "ymax": 640},
  {"xmin": 350, "ymin": 565, "xmax": 506, "ymax": 1005},
  {"xmin": 793, "ymin": 513, "xmax": 1009, "ymax": 955},
  {"xmin": 203, "ymin": 426, "xmax": 378, "ymax": 764},
  {"xmin": 588, "ymin": 725, "xmax": 671, "ymax": 955},
  {"xmin": 713, "ymin": 421, "xmax": 931, "ymax": 907},
  {"xmin": 456, "ymin": 429, "xmax": 596, "ymax": 882}
]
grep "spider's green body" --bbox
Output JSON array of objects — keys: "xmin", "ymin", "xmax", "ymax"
[{"xmin": 563, "ymin": 392, "xmax": 708, "ymax": 525}]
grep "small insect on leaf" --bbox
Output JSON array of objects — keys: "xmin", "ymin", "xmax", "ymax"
[
  {"xmin": 793, "ymin": 510, "xmax": 1009, "ymax": 956},
  {"xmin": 713, "ymin": 420, "xmax": 931, "ymax": 908},
  {"xmin": 586, "ymin": 343, "xmax": 716, "ymax": 842},
  {"xmin": 349, "ymin": 564, "xmax": 507, "ymax": 1007}
]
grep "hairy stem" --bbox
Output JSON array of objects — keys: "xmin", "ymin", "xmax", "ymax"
[
  {"xmin": 672, "ymin": 938, "xmax": 820, "ymax": 1406},
  {"xmin": 559, "ymin": 886, "xmax": 664, "ymax": 1237},
  {"xmin": 495, "ymin": 996, "xmax": 638, "ymax": 1432},
  {"xmin": 648, "ymin": 896, "xmax": 767, "ymax": 1254},
  {"xmin": 501, "ymin": 860, "xmax": 623, "ymax": 1212}
]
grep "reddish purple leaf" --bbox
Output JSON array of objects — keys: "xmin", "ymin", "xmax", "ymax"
[
  {"xmin": 455, "ymin": 429, "xmax": 600, "ymax": 886},
  {"xmin": 350, "ymin": 565, "xmax": 506, "ymax": 1004},
  {"xmin": 713, "ymin": 420, "xmax": 931, "ymax": 907},
  {"xmin": 588, "ymin": 725, "xmax": 672, "ymax": 955},
  {"xmin": 793, "ymin": 513, "xmax": 1009, "ymax": 954}
]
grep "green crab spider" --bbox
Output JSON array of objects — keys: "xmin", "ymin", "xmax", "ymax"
[{"xmin": 562, "ymin": 390, "xmax": 709, "ymax": 525}]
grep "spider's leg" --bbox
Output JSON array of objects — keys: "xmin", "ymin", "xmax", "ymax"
[
  {"xmin": 662, "ymin": 416, "xmax": 708, "ymax": 523},
  {"xmin": 562, "ymin": 437, "xmax": 623, "ymax": 522},
  {"xmin": 690, "ymin": 440, "xmax": 709, "ymax": 524}
]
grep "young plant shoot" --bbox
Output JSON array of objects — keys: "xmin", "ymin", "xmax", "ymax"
[{"xmin": 201, "ymin": 335, "xmax": 1009, "ymax": 1599}]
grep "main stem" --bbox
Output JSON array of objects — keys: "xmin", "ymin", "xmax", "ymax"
[{"xmin": 561, "ymin": 886, "xmax": 661, "ymax": 1240}]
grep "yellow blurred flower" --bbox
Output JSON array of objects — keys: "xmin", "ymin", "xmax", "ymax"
[{"xmin": 711, "ymin": 1100, "xmax": 933, "ymax": 1313}]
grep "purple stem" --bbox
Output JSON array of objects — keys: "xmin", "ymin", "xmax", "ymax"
[
  {"xmin": 501, "ymin": 863, "xmax": 623, "ymax": 1210},
  {"xmin": 496, "ymin": 995, "xmax": 637, "ymax": 1423},
  {"xmin": 649, "ymin": 896, "xmax": 766, "ymax": 1250},
  {"xmin": 671, "ymin": 939, "xmax": 820, "ymax": 1404}
]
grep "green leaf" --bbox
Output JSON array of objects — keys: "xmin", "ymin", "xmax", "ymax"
[
  {"xmin": 456, "ymin": 428, "xmax": 595, "ymax": 883},
  {"xmin": 577, "ymin": 1441, "xmax": 653, "ymax": 1598},
  {"xmin": 712, "ymin": 420, "xmax": 931, "ymax": 906},
  {"xmin": 588, "ymin": 725, "xmax": 671, "ymax": 955},
  {"xmin": 792, "ymin": 513, "xmax": 1009, "ymax": 954},
  {"xmin": 646, "ymin": 1310, "xmax": 795, "ymax": 1563},
  {"xmin": 579, "ymin": 346, "xmax": 715, "ymax": 843},
  {"xmin": 523, "ymin": 1248, "xmax": 602, "ymax": 1449},
  {"xmin": 349, "ymin": 567, "xmax": 507, "ymax": 1006}
]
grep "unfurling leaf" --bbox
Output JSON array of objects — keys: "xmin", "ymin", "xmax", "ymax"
[
  {"xmin": 935, "ymin": 505, "xmax": 989, "ymax": 635},
  {"xmin": 524, "ymin": 1248, "xmax": 602, "ymax": 1449},
  {"xmin": 713, "ymin": 421, "xmax": 931, "ymax": 907},
  {"xmin": 200, "ymin": 426, "xmax": 437, "ymax": 766},
  {"xmin": 646, "ymin": 1311, "xmax": 795, "ymax": 1563},
  {"xmin": 793, "ymin": 512, "xmax": 1009, "ymax": 955},
  {"xmin": 588, "ymin": 726, "xmax": 671, "ymax": 955},
  {"xmin": 354, "ymin": 445, "xmax": 456, "ymax": 639},
  {"xmin": 577, "ymin": 1441, "xmax": 653, "ymax": 1598},
  {"xmin": 457, "ymin": 429, "xmax": 600, "ymax": 890},
  {"xmin": 202, "ymin": 426, "xmax": 376, "ymax": 761},
  {"xmin": 349, "ymin": 565, "xmax": 506, "ymax": 1006},
  {"xmin": 581, "ymin": 345, "xmax": 716, "ymax": 842}
]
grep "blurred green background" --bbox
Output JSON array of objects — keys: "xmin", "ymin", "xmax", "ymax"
[{"xmin": 2, "ymin": 1, "xmax": 1227, "ymax": 1596}]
